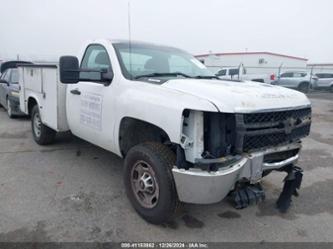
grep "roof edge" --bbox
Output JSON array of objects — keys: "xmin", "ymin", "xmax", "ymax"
[{"xmin": 195, "ymin": 51, "xmax": 308, "ymax": 61}]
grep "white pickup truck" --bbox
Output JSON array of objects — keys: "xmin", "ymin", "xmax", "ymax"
[
  {"xmin": 215, "ymin": 65, "xmax": 275, "ymax": 83},
  {"xmin": 18, "ymin": 39, "xmax": 311, "ymax": 224}
]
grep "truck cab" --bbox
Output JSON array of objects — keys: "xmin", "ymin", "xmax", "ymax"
[{"xmin": 19, "ymin": 39, "xmax": 312, "ymax": 224}]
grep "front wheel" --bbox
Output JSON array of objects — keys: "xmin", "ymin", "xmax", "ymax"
[
  {"xmin": 7, "ymin": 98, "xmax": 14, "ymax": 119},
  {"xmin": 124, "ymin": 142, "xmax": 180, "ymax": 224},
  {"xmin": 31, "ymin": 105, "xmax": 56, "ymax": 145}
]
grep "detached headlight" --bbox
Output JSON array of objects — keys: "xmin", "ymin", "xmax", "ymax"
[{"xmin": 10, "ymin": 91, "xmax": 20, "ymax": 97}]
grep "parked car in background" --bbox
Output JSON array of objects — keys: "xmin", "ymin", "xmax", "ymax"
[
  {"xmin": 0, "ymin": 61, "xmax": 31, "ymax": 118},
  {"xmin": 215, "ymin": 65, "xmax": 275, "ymax": 83},
  {"xmin": 311, "ymin": 73, "xmax": 333, "ymax": 92},
  {"xmin": 271, "ymin": 71, "xmax": 317, "ymax": 93}
]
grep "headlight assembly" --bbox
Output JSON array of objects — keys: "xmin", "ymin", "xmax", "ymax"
[{"xmin": 10, "ymin": 91, "xmax": 19, "ymax": 97}]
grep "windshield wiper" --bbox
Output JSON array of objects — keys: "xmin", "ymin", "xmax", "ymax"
[
  {"xmin": 134, "ymin": 72, "xmax": 192, "ymax": 79},
  {"xmin": 194, "ymin": 75, "xmax": 219, "ymax": 79}
]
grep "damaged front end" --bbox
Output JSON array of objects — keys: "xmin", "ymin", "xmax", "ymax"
[{"xmin": 172, "ymin": 107, "xmax": 311, "ymax": 211}]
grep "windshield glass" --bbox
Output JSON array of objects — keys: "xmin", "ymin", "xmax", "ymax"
[{"xmin": 113, "ymin": 43, "xmax": 215, "ymax": 80}]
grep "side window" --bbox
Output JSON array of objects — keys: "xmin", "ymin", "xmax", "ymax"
[
  {"xmin": 80, "ymin": 44, "xmax": 112, "ymax": 81},
  {"xmin": 217, "ymin": 69, "xmax": 227, "ymax": 76},
  {"xmin": 4, "ymin": 70, "xmax": 11, "ymax": 82},
  {"xmin": 10, "ymin": 69, "xmax": 19, "ymax": 83},
  {"xmin": 0, "ymin": 71, "xmax": 7, "ymax": 80},
  {"xmin": 280, "ymin": 72, "xmax": 293, "ymax": 78},
  {"xmin": 229, "ymin": 68, "xmax": 239, "ymax": 76}
]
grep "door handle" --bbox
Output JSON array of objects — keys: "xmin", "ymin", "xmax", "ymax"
[{"xmin": 70, "ymin": 89, "xmax": 81, "ymax": 95}]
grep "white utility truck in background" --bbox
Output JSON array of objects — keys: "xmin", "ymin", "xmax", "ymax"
[
  {"xmin": 19, "ymin": 39, "xmax": 311, "ymax": 224},
  {"xmin": 215, "ymin": 64, "xmax": 276, "ymax": 83}
]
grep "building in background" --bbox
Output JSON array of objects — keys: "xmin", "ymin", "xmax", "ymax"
[
  {"xmin": 195, "ymin": 52, "xmax": 308, "ymax": 76},
  {"xmin": 307, "ymin": 63, "xmax": 333, "ymax": 74}
]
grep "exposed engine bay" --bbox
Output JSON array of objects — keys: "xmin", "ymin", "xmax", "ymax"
[{"xmin": 173, "ymin": 107, "xmax": 311, "ymax": 211}]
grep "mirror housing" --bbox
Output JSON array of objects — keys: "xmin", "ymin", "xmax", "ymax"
[
  {"xmin": 59, "ymin": 56, "xmax": 80, "ymax": 84},
  {"xmin": 59, "ymin": 56, "xmax": 113, "ymax": 85},
  {"xmin": 102, "ymin": 70, "xmax": 114, "ymax": 84}
]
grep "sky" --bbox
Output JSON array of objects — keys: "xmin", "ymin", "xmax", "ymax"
[{"xmin": 0, "ymin": 0, "xmax": 332, "ymax": 63}]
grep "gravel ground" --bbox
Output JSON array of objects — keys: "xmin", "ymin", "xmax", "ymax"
[{"xmin": 0, "ymin": 92, "xmax": 332, "ymax": 242}]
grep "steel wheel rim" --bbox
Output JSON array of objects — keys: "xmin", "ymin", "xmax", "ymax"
[
  {"xmin": 130, "ymin": 160, "xmax": 159, "ymax": 209},
  {"xmin": 7, "ymin": 100, "xmax": 12, "ymax": 116},
  {"xmin": 33, "ymin": 112, "xmax": 42, "ymax": 138}
]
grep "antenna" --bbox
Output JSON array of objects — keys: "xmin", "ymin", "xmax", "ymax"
[{"xmin": 128, "ymin": 1, "xmax": 133, "ymax": 78}]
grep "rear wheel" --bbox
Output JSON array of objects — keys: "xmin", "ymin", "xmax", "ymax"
[
  {"xmin": 31, "ymin": 105, "xmax": 56, "ymax": 145},
  {"xmin": 124, "ymin": 142, "xmax": 180, "ymax": 224}
]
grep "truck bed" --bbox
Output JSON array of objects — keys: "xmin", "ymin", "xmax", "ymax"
[{"xmin": 19, "ymin": 64, "xmax": 69, "ymax": 132}]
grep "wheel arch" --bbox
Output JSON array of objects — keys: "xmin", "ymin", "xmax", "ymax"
[
  {"xmin": 118, "ymin": 116, "xmax": 172, "ymax": 157},
  {"xmin": 298, "ymin": 81, "xmax": 310, "ymax": 87},
  {"xmin": 27, "ymin": 96, "xmax": 39, "ymax": 116}
]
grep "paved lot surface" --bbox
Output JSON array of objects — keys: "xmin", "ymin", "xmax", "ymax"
[{"xmin": 0, "ymin": 92, "xmax": 332, "ymax": 242}]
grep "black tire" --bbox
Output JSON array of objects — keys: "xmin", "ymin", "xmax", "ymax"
[
  {"xmin": 124, "ymin": 142, "xmax": 180, "ymax": 224},
  {"xmin": 31, "ymin": 105, "xmax": 56, "ymax": 145},
  {"xmin": 6, "ymin": 98, "xmax": 14, "ymax": 119},
  {"xmin": 298, "ymin": 82, "xmax": 309, "ymax": 93}
]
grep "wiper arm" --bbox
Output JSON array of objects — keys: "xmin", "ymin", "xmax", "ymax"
[
  {"xmin": 194, "ymin": 75, "xmax": 220, "ymax": 79},
  {"xmin": 134, "ymin": 72, "xmax": 192, "ymax": 79}
]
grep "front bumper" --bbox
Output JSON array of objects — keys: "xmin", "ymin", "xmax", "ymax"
[{"xmin": 172, "ymin": 143, "xmax": 301, "ymax": 204}]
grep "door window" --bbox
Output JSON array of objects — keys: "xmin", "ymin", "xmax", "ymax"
[
  {"xmin": 280, "ymin": 72, "xmax": 293, "ymax": 78},
  {"xmin": 1, "ymin": 70, "xmax": 11, "ymax": 81},
  {"xmin": 80, "ymin": 45, "xmax": 112, "ymax": 81},
  {"xmin": 10, "ymin": 69, "xmax": 19, "ymax": 83},
  {"xmin": 217, "ymin": 69, "xmax": 227, "ymax": 76},
  {"xmin": 293, "ymin": 72, "xmax": 307, "ymax": 77},
  {"xmin": 229, "ymin": 68, "xmax": 239, "ymax": 76}
]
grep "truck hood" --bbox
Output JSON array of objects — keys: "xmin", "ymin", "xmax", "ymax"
[{"xmin": 162, "ymin": 79, "xmax": 311, "ymax": 113}]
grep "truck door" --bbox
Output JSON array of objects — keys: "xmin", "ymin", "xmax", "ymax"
[
  {"xmin": 66, "ymin": 44, "xmax": 114, "ymax": 148},
  {"xmin": 278, "ymin": 72, "xmax": 293, "ymax": 87},
  {"xmin": 318, "ymin": 74, "xmax": 333, "ymax": 87}
]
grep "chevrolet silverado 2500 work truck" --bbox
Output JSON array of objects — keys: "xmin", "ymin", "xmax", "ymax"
[{"xmin": 19, "ymin": 39, "xmax": 312, "ymax": 224}]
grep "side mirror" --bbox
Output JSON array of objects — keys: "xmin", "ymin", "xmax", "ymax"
[
  {"xmin": 102, "ymin": 70, "xmax": 114, "ymax": 84},
  {"xmin": 59, "ymin": 56, "xmax": 80, "ymax": 84},
  {"xmin": 59, "ymin": 56, "xmax": 113, "ymax": 85}
]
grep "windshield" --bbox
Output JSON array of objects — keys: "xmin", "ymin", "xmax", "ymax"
[{"xmin": 113, "ymin": 43, "xmax": 215, "ymax": 80}]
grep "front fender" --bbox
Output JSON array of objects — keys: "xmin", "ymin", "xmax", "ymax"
[{"xmin": 113, "ymin": 82, "xmax": 218, "ymax": 155}]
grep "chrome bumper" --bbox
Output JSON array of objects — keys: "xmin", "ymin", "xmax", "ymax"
[{"xmin": 172, "ymin": 143, "xmax": 301, "ymax": 204}]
